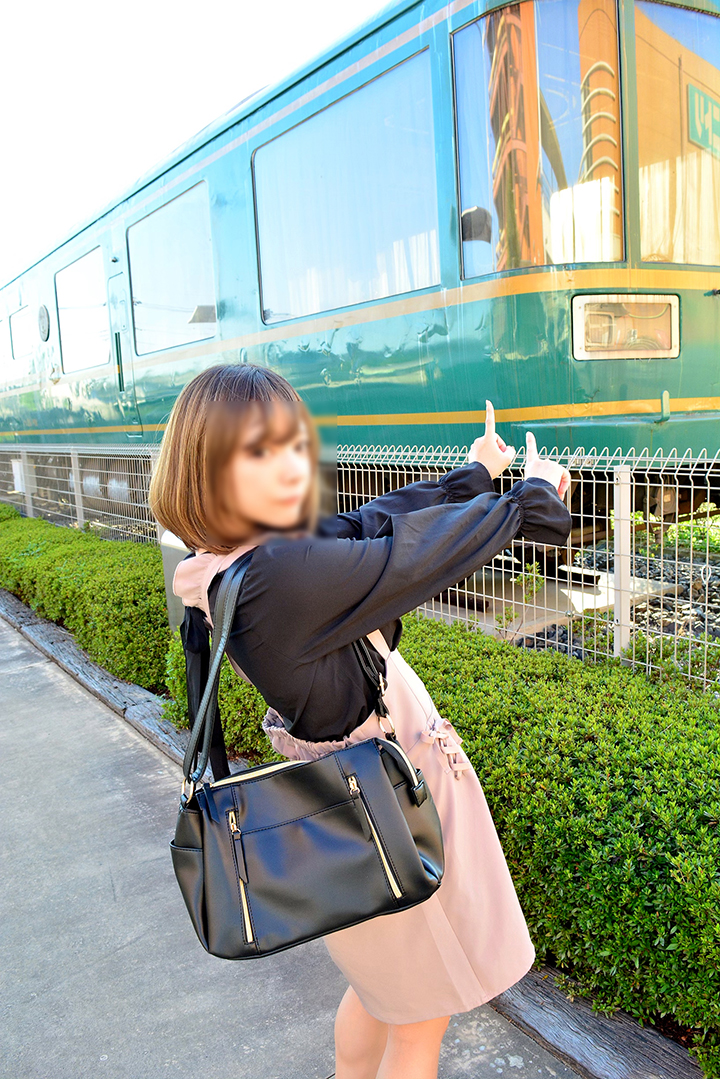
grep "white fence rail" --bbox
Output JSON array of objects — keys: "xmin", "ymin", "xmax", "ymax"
[
  {"xmin": 0, "ymin": 443, "xmax": 161, "ymax": 542},
  {"xmin": 337, "ymin": 443, "xmax": 720, "ymax": 691},
  {"xmin": 1, "ymin": 442, "xmax": 719, "ymax": 690}
]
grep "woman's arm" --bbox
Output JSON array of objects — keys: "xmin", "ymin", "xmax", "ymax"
[
  {"xmin": 316, "ymin": 460, "xmax": 497, "ymax": 540},
  {"xmin": 222, "ymin": 476, "xmax": 572, "ymax": 663},
  {"xmin": 318, "ymin": 405, "xmax": 571, "ymax": 541}
]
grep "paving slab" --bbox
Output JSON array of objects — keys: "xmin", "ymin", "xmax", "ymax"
[{"xmin": 0, "ymin": 619, "xmax": 581, "ymax": 1079}]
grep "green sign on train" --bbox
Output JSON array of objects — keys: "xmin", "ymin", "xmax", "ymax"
[{"xmin": 688, "ymin": 83, "xmax": 720, "ymax": 159}]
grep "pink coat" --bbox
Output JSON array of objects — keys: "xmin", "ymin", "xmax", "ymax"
[{"xmin": 173, "ymin": 542, "xmax": 535, "ymax": 1024}]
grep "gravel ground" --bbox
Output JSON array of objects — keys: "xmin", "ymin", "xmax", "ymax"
[{"xmin": 517, "ymin": 544, "xmax": 720, "ymax": 671}]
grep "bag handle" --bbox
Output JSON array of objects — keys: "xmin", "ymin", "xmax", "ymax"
[{"xmin": 180, "ymin": 550, "xmax": 255, "ymax": 804}]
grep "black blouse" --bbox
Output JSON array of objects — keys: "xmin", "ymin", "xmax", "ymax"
[{"xmin": 191, "ymin": 460, "xmax": 573, "ymax": 744}]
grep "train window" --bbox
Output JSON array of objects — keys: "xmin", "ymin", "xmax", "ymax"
[
  {"xmin": 254, "ymin": 50, "xmax": 440, "ymax": 323},
  {"xmin": 9, "ymin": 306, "xmax": 35, "ymax": 363},
  {"xmin": 636, "ymin": 2, "xmax": 720, "ymax": 265},
  {"xmin": 127, "ymin": 182, "xmax": 216, "ymax": 355},
  {"xmin": 55, "ymin": 247, "xmax": 111, "ymax": 373},
  {"xmin": 0, "ymin": 320, "xmax": 12, "ymax": 373},
  {"xmin": 453, "ymin": 0, "xmax": 623, "ymax": 277}
]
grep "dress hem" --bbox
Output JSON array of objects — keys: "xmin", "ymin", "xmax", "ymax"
[{"xmin": 347, "ymin": 954, "xmax": 536, "ymax": 1025}]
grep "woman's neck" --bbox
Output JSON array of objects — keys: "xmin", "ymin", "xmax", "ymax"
[{"xmin": 196, "ymin": 524, "xmax": 308, "ymax": 556}]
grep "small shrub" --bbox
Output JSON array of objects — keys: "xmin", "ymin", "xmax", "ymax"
[
  {"xmin": 0, "ymin": 513, "xmax": 169, "ymax": 690},
  {"xmin": 667, "ymin": 506, "xmax": 720, "ymax": 555}
]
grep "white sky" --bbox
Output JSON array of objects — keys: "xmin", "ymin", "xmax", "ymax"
[{"xmin": 0, "ymin": 0, "xmax": 390, "ymax": 286}]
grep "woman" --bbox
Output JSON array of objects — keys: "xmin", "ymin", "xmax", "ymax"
[{"xmin": 150, "ymin": 363, "xmax": 572, "ymax": 1079}]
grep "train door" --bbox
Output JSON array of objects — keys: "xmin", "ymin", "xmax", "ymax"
[{"xmin": 107, "ymin": 274, "xmax": 142, "ymax": 437}]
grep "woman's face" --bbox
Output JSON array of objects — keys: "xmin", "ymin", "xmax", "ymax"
[{"xmin": 220, "ymin": 403, "xmax": 312, "ymax": 535}]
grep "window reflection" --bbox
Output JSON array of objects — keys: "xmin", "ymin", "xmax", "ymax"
[
  {"xmin": 454, "ymin": 0, "xmax": 623, "ymax": 276},
  {"xmin": 0, "ymin": 321, "xmax": 10, "ymax": 374},
  {"xmin": 254, "ymin": 50, "xmax": 440, "ymax": 322},
  {"xmin": 127, "ymin": 182, "xmax": 217, "ymax": 355},
  {"xmin": 9, "ymin": 306, "xmax": 36, "ymax": 368},
  {"xmin": 55, "ymin": 247, "xmax": 110, "ymax": 373},
  {"xmin": 636, "ymin": 1, "xmax": 720, "ymax": 265}
]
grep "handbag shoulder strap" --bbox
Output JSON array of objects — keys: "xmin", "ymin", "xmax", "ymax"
[
  {"xmin": 179, "ymin": 603, "xmax": 230, "ymax": 781},
  {"xmin": 351, "ymin": 636, "xmax": 392, "ymax": 723},
  {"xmin": 181, "ymin": 550, "xmax": 255, "ymax": 801},
  {"xmin": 352, "ymin": 636, "xmax": 422, "ymax": 798}
]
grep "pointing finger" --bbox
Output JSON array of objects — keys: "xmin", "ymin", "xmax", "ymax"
[{"xmin": 485, "ymin": 400, "xmax": 495, "ymax": 440}]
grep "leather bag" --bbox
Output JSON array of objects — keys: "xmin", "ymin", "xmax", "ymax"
[{"xmin": 170, "ymin": 550, "xmax": 445, "ymax": 959}]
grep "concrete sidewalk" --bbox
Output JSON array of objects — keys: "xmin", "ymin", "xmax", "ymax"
[{"xmin": 0, "ymin": 620, "xmax": 581, "ymax": 1079}]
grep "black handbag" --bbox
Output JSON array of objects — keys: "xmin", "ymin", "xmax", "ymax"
[{"xmin": 170, "ymin": 550, "xmax": 445, "ymax": 959}]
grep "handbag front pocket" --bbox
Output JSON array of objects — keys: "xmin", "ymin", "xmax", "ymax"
[
  {"xmin": 239, "ymin": 798, "xmax": 400, "ymax": 952},
  {"xmin": 346, "ymin": 773, "xmax": 403, "ymax": 899}
]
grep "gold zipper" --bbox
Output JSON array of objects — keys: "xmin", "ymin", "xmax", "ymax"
[
  {"xmin": 228, "ymin": 809, "xmax": 254, "ymax": 943},
  {"xmin": 211, "ymin": 760, "xmax": 303, "ymax": 789},
  {"xmin": 347, "ymin": 775, "xmax": 403, "ymax": 899}
]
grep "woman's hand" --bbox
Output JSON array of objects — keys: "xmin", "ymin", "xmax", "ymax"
[
  {"xmin": 523, "ymin": 431, "xmax": 571, "ymax": 499},
  {"xmin": 467, "ymin": 400, "xmax": 516, "ymax": 479}
]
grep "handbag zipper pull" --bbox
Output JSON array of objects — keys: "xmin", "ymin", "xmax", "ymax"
[
  {"xmin": 346, "ymin": 773, "xmax": 403, "ymax": 899},
  {"xmin": 346, "ymin": 774, "xmax": 372, "ymax": 843},
  {"xmin": 227, "ymin": 809, "xmax": 254, "ymax": 943},
  {"xmin": 228, "ymin": 809, "xmax": 248, "ymax": 883}
]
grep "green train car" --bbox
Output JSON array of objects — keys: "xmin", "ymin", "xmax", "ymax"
[{"xmin": 1, "ymin": 0, "xmax": 719, "ymax": 525}]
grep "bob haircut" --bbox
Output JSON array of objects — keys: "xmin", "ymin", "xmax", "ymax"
[{"xmin": 149, "ymin": 363, "xmax": 321, "ymax": 554}]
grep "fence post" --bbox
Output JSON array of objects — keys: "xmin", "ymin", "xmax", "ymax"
[
  {"xmin": 70, "ymin": 449, "xmax": 85, "ymax": 528},
  {"xmin": 613, "ymin": 465, "xmax": 632, "ymax": 656},
  {"xmin": 19, "ymin": 449, "xmax": 34, "ymax": 518}
]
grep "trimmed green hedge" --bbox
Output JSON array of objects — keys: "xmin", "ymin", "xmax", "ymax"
[
  {"xmin": 0, "ymin": 507, "xmax": 169, "ymax": 691},
  {"xmin": 0, "ymin": 503, "xmax": 21, "ymax": 522}
]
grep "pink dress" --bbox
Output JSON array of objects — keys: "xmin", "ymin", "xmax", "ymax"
[{"xmin": 174, "ymin": 542, "xmax": 536, "ymax": 1024}]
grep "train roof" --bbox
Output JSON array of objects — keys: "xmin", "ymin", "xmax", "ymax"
[{"xmin": 3, "ymin": 0, "xmax": 419, "ymax": 289}]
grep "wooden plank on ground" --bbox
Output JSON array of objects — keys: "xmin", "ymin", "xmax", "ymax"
[{"xmin": 491, "ymin": 968, "xmax": 702, "ymax": 1079}]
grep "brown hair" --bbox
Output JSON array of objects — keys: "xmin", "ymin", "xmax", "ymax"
[{"xmin": 148, "ymin": 363, "xmax": 321, "ymax": 554}]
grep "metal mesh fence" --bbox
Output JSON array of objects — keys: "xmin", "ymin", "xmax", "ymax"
[
  {"xmin": 0, "ymin": 444, "xmax": 161, "ymax": 542},
  {"xmin": 1, "ymin": 441, "xmax": 719, "ymax": 690},
  {"xmin": 337, "ymin": 443, "xmax": 720, "ymax": 692}
]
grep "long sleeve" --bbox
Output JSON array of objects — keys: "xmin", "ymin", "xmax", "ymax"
[
  {"xmin": 205, "ymin": 475, "xmax": 571, "ymax": 739},
  {"xmin": 220, "ymin": 476, "xmax": 572, "ymax": 665},
  {"xmin": 317, "ymin": 460, "xmax": 497, "ymax": 540}
]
